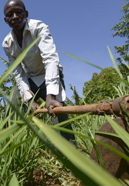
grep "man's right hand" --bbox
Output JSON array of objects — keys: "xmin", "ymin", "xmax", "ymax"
[{"xmin": 28, "ymin": 99, "xmax": 39, "ymax": 113}]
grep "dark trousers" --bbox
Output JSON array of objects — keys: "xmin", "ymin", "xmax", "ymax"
[{"xmin": 28, "ymin": 77, "xmax": 75, "ymax": 142}]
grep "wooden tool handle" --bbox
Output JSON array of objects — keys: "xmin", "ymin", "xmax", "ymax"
[{"xmin": 35, "ymin": 95, "xmax": 129, "ymax": 117}]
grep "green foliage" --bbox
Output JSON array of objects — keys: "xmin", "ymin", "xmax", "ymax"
[
  {"xmin": 65, "ymin": 52, "xmax": 103, "ymax": 70},
  {"xmin": 112, "ymin": 0, "xmax": 129, "ymax": 64},
  {"xmin": 83, "ymin": 67, "xmax": 119, "ymax": 104},
  {"xmin": 1, "ymin": 29, "xmax": 129, "ymax": 185},
  {"xmin": 32, "ymin": 116, "xmax": 122, "ymax": 186},
  {"xmin": 9, "ymin": 174, "xmax": 19, "ymax": 186},
  {"xmin": 0, "ymin": 57, "xmax": 15, "ymax": 101},
  {"xmin": 0, "ymin": 38, "xmax": 126, "ymax": 185}
]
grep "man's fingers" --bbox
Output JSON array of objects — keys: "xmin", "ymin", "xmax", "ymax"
[
  {"xmin": 56, "ymin": 102, "xmax": 63, "ymax": 107},
  {"xmin": 28, "ymin": 101, "xmax": 40, "ymax": 114},
  {"xmin": 46, "ymin": 98, "xmax": 63, "ymax": 118},
  {"xmin": 48, "ymin": 105, "xmax": 59, "ymax": 118}
]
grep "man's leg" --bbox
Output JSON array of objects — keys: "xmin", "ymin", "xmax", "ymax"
[
  {"xmin": 51, "ymin": 104, "xmax": 76, "ymax": 142},
  {"xmin": 28, "ymin": 78, "xmax": 76, "ymax": 145}
]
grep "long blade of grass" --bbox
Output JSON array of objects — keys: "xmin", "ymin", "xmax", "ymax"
[
  {"xmin": 95, "ymin": 131, "xmax": 121, "ymax": 139},
  {"xmin": 32, "ymin": 116, "xmax": 122, "ymax": 186},
  {"xmin": 0, "ymin": 124, "xmax": 20, "ymax": 143},
  {"xmin": 9, "ymin": 173, "xmax": 20, "ymax": 186},
  {"xmin": 52, "ymin": 126, "xmax": 129, "ymax": 162},
  {"xmin": 1, "ymin": 87, "xmax": 129, "ymax": 163},
  {"xmin": 0, "ymin": 135, "xmax": 36, "ymax": 158},
  {"xmin": 5, "ymin": 86, "xmax": 15, "ymax": 118},
  {"xmin": 0, "ymin": 111, "xmax": 14, "ymax": 129},
  {"xmin": 107, "ymin": 46, "xmax": 123, "ymax": 79},
  {"xmin": 0, "ymin": 88, "xmax": 123, "ymax": 186},
  {"xmin": 55, "ymin": 113, "xmax": 90, "ymax": 127},
  {"xmin": 105, "ymin": 115, "xmax": 129, "ymax": 148},
  {"xmin": 0, "ymin": 89, "xmax": 62, "ymax": 158},
  {"xmin": 65, "ymin": 52, "xmax": 103, "ymax": 70},
  {"xmin": 121, "ymin": 58, "xmax": 129, "ymax": 69},
  {"xmin": 1, "ymin": 126, "xmax": 27, "ymax": 153},
  {"xmin": 25, "ymin": 90, "xmax": 39, "ymax": 117},
  {"xmin": 0, "ymin": 36, "xmax": 40, "ymax": 86}
]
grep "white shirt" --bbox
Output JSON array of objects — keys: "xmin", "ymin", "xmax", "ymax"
[{"xmin": 2, "ymin": 19, "xmax": 66, "ymax": 102}]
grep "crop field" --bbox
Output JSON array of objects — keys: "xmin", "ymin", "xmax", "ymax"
[{"xmin": 0, "ymin": 39, "xmax": 129, "ymax": 186}]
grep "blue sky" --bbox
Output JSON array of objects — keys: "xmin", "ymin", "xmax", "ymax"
[{"xmin": 0, "ymin": 0, "xmax": 127, "ymax": 100}]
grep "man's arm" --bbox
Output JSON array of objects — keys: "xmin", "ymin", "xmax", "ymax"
[
  {"xmin": 35, "ymin": 23, "xmax": 64, "ymax": 117},
  {"xmin": 3, "ymin": 41, "xmax": 33, "ymax": 102}
]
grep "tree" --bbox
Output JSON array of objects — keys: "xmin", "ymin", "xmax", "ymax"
[
  {"xmin": 83, "ymin": 67, "xmax": 120, "ymax": 104},
  {"xmin": 112, "ymin": 0, "xmax": 129, "ymax": 64}
]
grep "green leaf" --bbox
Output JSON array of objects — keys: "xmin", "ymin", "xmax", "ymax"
[
  {"xmin": 9, "ymin": 174, "xmax": 20, "ymax": 186},
  {"xmin": 105, "ymin": 115, "xmax": 129, "ymax": 148},
  {"xmin": 0, "ymin": 124, "xmax": 20, "ymax": 143},
  {"xmin": 95, "ymin": 131, "xmax": 121, "ymax": 139},
  {"xmin": 121, "ymin": 57, "xmax": 129, "ymax": 69},
  {"xmin": 32, "ymin": 116, "xmax": 122, "ymax": 186},
  {"xmin": 55, "ymin": 113, "xmax": 90, "ymax": 127},
  {"xmin": 0, "ymin": 35, "xmax": 40, "ymax": 86},
  {"xmin": 1, "ymin": 126, "xmax": 27, "ymax": 153},
  {"xmin": 53, "ymin": 126, "xmax": 129, "ymax": 162},
  {"xmin": 65, "ymin": 52, "xmax": 103, "ymax": 70},
  {"xmin": 0, "ymin": 135, "xmax": 36, "ymax": 158},
  {"xmin": 0, "ymin": 111, "xmax": 14, "ymax": 129},
  {"xmin": 107, "ymin": 46, "xmax": 123, "ymax": 79}
]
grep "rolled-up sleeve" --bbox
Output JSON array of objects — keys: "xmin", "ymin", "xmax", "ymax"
[
  {"xmin": 36, "ymin": 25, "xmax": 60, "ymax": 95},
  {"xmin": 3, "ymin": 42, "xmax": 32, "ymax": 102}
]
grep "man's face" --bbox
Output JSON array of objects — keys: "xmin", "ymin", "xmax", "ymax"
[{"xmin": 4, "ymin": 0, "xmax": 28, "ymax": 31}]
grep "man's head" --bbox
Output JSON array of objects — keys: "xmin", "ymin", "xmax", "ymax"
[{"xmin": 4, "ymin": 0, "xmax": 28, "ymax": 31}]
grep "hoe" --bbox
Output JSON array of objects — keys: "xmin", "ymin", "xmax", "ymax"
[{"xmin": 36, "ymin": 95, "xmax": 129, "ymax": 183}]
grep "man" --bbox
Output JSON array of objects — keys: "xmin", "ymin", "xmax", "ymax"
[{"xmin": 3, "ymin": 0, "xmax": 76, "ymax": 144}]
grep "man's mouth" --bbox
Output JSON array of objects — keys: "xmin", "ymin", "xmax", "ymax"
[{"xmin": 13, "ymin": 22, "xmax": 21, "ymax": 26}]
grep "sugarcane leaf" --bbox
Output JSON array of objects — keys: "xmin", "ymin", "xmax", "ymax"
[
  {"xmin": 105, "ymin": 115, "xmax": 129, "ymax": 148},
  {"xmin": 53, "ymin": 126, "xmax": 129, "ymax": 162},
  {"xmin": 0, "ymin": 124, "xmax": 20, "ymax": 143},
  {"xmin": 107, "ymin": 46, "xmax": 123, "ymax": 79},
  {"xmin": 32, "ymin": 116, "xmax": 122, "ymax": 186},
  {"xmin": 0, "ymin": 36, "xmax": 40, "ymax": 86},
  {"xmin": 65, "ymin": 52, "xmax": 103, "ymax": 70},
  {"xmin": 9, "ymin": 174, "xmax": 20, "ymax": 186},
  {"xmin": 0, "ymin": 135, "xmax": 36, "ymax": 158}
]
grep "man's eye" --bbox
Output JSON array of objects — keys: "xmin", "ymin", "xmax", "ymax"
[
  {"xmin": 17, "ymin": 9, "xmax": 23, "ymax": 14},
  {"xmin": 6, "ymin": 14, "xmax": 12, "ymax": 18},
  {"xmin": 17, "ymin": 12, "xmax": 22, "ymax": 15},
  {"xmin": 6, "ymin": 11, "xmax": 23, "ymax": 18}
]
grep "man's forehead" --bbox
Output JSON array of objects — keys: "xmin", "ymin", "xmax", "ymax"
[{"xmin": 4, "ymin": 0, "xmax": 25, "ymax": 14}]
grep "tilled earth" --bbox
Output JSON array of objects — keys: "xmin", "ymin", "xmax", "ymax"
[{"xmin": 24, "ymin": 169, "xmax": 84, "ymax": 186}]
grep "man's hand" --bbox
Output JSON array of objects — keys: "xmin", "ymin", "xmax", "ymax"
[
  {"xmin": 28, "ymin": 99, "xmax": 39, "ymax": 113},
  {"xmin": 46, "ymin": 94, "xmax": 63, "ymax": 118}
]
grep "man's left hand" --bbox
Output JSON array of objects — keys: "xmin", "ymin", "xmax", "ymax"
[
  {"xmin": 28, "ymin": 99, "xmax": 39, "ymax": 113},
  {"xmin": 46, "ymin": 94, "xmax": 63, "ymax": 118}
]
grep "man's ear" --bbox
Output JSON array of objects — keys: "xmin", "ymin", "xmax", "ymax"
[
  {"xmin": 25, "ymin": 10, "xmax": 28, "ymax": 18},
  {"xmin": 4, "ymin": 17, "xmax": 8, "ymax": 24}
]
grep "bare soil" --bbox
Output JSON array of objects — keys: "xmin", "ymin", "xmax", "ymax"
[{"xmin": 24, "ymin": 169, "xmax": 85, "ymax": 186}]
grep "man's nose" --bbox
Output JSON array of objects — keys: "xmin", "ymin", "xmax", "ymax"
[{"xmin": 12, "ymin": 13, "xmax": 18, "ymax": 19}]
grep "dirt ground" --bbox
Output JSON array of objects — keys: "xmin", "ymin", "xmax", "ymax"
[{"xmin": 24, "ymin": 169, "xmax": 85, "ymax": 186}]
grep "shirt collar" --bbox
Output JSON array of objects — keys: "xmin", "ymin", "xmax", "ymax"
[
  {"xmin": 10, "ymin": 19, "xmax": 30, "ymax": 42},
  {"xmin": 24, "ymin": 19, "xmax": 30, "ymax": 31}
]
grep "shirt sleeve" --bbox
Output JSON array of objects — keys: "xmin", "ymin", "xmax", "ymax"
[
  {"xmin": 35, "ymin": 24, "xmax": 60, "ymax": 96},
  {"xmin": 2, "ymin": 42, "xmax": 32, "ymax": 102}
]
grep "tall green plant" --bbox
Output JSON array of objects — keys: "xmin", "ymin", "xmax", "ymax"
[
  {"xmin": 0, "ymin": 39, "xmax": 125, "ymax": 185},
  {"xmin": 65, "ymin": 48, "xmax": 129, "ymax": 185}
]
